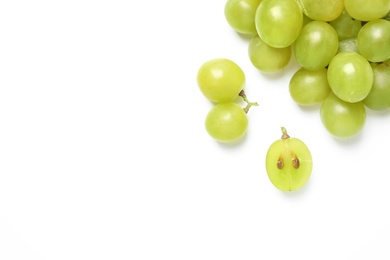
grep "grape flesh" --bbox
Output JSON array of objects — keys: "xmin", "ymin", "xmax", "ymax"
[
  {"xmin": 327, "ymin": 52, "xmax": 374, "ymax": 103},
  {"xmin": 224, "ymin": 0, "xmax": 263, "ymax": 35},
  {"xmin": 255, "ymin": 0, "xmax": 303, "ymax": 48},
  {"xmin": 197, "ymin": 58, "xmax": 245, "ymax": 103},
  {"xmin": 265, "ymin": 127, "xmax": 313, "ymax": 192},
  {"xmin": 289, "ymin": 67, "xmax": 331, "ymax": 106},
  {"xmin": 205, "ymin": 102, "xmax": 248, "ymax": 142},
  {"xmin": 320, "ymin": 92, "xmax": 366, "ymax": 139},
  {"xmin": 294, "ymin": 21, "xmax": 339, "ymax": 70},
  {"xmin": 358, "ymin": 19, "xmax": 390, "ymax": 62},
  {"xmin": 248, "ymin": 35, "xmax": 291, "ymax": 72}
]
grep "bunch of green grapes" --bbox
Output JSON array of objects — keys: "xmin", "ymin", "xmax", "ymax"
[
  {"xmin": 196, "ymin": 58, "xmax": 258, "ymax": 143},
  {"xmin": 224, "ymin": 0, "xmax": 390, "ymax": 139}
]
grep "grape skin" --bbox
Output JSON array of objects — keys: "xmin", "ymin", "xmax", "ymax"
[
  {"xmin": 205, "ymin": 102, "xmax": 248, "ymax": 143},
  {"xmin": 224, "ymin": 0, "xmax": 263, "ymax": 35}
]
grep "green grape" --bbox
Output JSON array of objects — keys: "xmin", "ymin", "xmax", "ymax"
[
  {"xmin": 302, "ymin": 13, "xmax": 313, "ymax": 28},
  {"xmin": 344, "ymin": 0, "xmax": 390, "ymax": 21},
  {"xmin": 255, "ymin": 0, "xmax": 303, "ymax": 48},
  {"xmin": 320, "ymin": 92, "xmax": 366, "ymax": 138},
  {"xmin": 265, "ymin": 127, "xmax": 312, "ymax": 192},
  {"xmin": 329, "ymin": 9, "xmax": 362, "ymax": 41},
  {"xmin": 248, "ymin": 35, "xmax": 292, "ymax": 72},
  {"xmin": 327, "ymin": 52, "xmax": 374, "ymax": 103},
  {"xmin": 289, "ymin": 67, "xmax": 331, "ymax": 106},
  {"xmin": 205, "ymin": 102, "xmax": 248, "ymax": 142},
  {"xmin": 363, "ymin": 60, "xmax": 390, "ymax": 110},
  {"xmin": 197, "ymin": 58, "xmax": 245, "ymax": 103},
  {"xmin": 358, "ymin": 19, "xmax": 390, "ymax": 62},
  {"xmin": 294, "ymin": 21, "xmax": 339, "ymax": 70},
  {"xmin": 337, "ymin": 38, "xmax": 359, "ymax": 54},
  {"xmin": 224, "ymin": 0, "xmax": 263, "ymax": 35},
  {"xmin": 296, "ymin": 0, "xmax": 344, "ymax": 21}
]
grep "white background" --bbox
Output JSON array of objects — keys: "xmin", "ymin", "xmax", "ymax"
[{"xmin": 1, "ymin": 0, "xmax": 390, "ymax": 259}]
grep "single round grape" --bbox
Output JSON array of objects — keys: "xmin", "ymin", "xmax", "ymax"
[
  {"xmin": 329, "ymin": 9, "xmax": 362, "ymax": 41},
  {"xmin": 320, "ymin": 92, "xmax": 366, "ymax": 139},
  {"xmin": 327, "ymin": 52, "xmax": 374, "ymax": 103},
  {"xmin": 224, "ymin": 0, "xmax": 263, "ymax": 35},
  {"xmin": 344, "ymin": 0, "xmax": 390, "ymax": 21},
  {"xmin": 294, "ymin": 21, "xmax": 339, "ymax": 70},
  {"xmin": 297, "ymin": 0, "xmax": 344, "ymax": 21},
  {"xmin": 363, "ymin": 60, "xmax": 390, "ymax": 110},
  {"xmin": 358, "ymin": 19, "xmax": 390, "ymax": 62},
  {"xmin": 255, "ymin": 0, "xmax": 303, "ymax": 48},
  {"xmin": 197, "ymin": 58, "xmax": 245, "ymax": 103},
  {"xmin": 205, "ymin": 102, "xmax": 248, "ymax": 142},
  {"xmin": 248, "ymin": 35, "xmax": 291, "ymax": 72},
  {"xmin": 289, "ymin": 67, "xmax": 331, "ymax": 106},
  {"xmin": 337, "ymin": 38, "xmax": 359, "ymax": 54},
  {"xmin": 265, "ymin": 127, "xmax": 313, "ymax": 192}
]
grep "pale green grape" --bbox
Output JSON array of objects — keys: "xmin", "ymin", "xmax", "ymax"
[
  {"xmin": 289, "ymin": 67, "xmax": 331, "ymax": 105},
  {"xmin": 320, "ymin": 92, "xmax": 366, "ymax": 138},
  {"xmin": 205, "ymin": 102, "xmax": 248, "ymax": 142},
  {"xmin": 248, "ymin": 35, "xmax": 291, "ymax": 72},
  {"xmin": 337, "ymin": 38, "xmax": 359, "ymax": 54},
  {"xmin": 329, "ymin": 9, "xmax": 362, "ymax": 41},
  {"xmin": 265, "ymin": 127, "xmax": 312, "ymax": 192},
  {"xmin": 255, "ymin": 0, "xmax": 303, "ymax": 48},
  {"xmin": 296, "ymin": 0, "xmax": 344, "ymax": 21},
  {"xmin": 327, "ymin": 52, "xmax": 374, "ymax": 103},
  {"xmin": 363, "ymin": 60, "xmax": 390, "ymax": 110},
  {"xmin": 197, "ymin": 58, "xmax": 245, "ymax": 103},
  {"xmin": 224, "ymin": 0, "xmax": 263, "ymax": 35},
  {"xmin": 294, "ymin": 21, "xmax": 339, "ymax": 70},
  {"xmin": 358, "ymin": 19, "xmax": 390, "ymax": 62},
  {"xmin": 344, "ymin": 0, "xmax": 390, "ymax": 21}
]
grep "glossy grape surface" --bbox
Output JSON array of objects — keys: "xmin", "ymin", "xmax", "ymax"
[
  {"xmin": 297, "ymin": 0, "xmax": 344, "ymax": 21},
  {"xmin": 248, "ymin": 35, "xmax": 291, "ymax": 72},
  {"xmin": 266, "ymin": 128, "xmax": 313, "ymax": 192},
  {"xmin": 294, "ymin": 21, "xmax": 339, "ymax": 70},
  {"xmin": 327, "ymin": 52, "xmax": 374, "ymax": 103},
  {"xmin": 197, "ymin": 58, "xmax": 245, "ymax": 103},
  {"xmin": 255, "ymin": 0, "xmax": 303, "ymax": 48},
  {"xmin": 205, "ymin": 102, "xmax": 248, "ymax": 142},
  {"xmin": 344, "ymin": 0, "xmax": 390, "ymax": 21},
  {"xmin": 358, "ymin": 19, "xmax": 390, "ymax": 62},
  {"xmin": 363, "ymin": 60, "xmax": 390, "ymax": 110},
  {"xmin": 320, "ymin": 92, "xmax": 366, "ymax": 139},
  {"xmin": 289, "ymin": 68, "xmax": 331, "ymax": 106},
  {"xmin": 224, "ymin": 0, "xmax": 263, "ymax": 35}
]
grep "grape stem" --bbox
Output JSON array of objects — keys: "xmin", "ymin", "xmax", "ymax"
[
  {"xmin": 281, "ymin": 127, "xmax": 290, "ymax": 139},
  {"xmin": 239, "ymin": 90, "xmax": 259, "ymax": 114}
]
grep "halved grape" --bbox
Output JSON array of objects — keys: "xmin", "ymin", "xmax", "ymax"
[
  {"xmin": 327, "ymin": 52, "xmax": 374, "ymax": 103},
  {"xmin": 255, "ymin": 0, "xmax": 303, "ymax": 48},
  {"xmin": 294, "ymin": 21, "xmax": 339, "ymax": 70},
  {"xmin": 197, "ymin": 58, "xmax": 245, "ymax": 103},
  {"xmin": 289, "ymin": 67, "xmax": 331, "ymax": 106},
  {"xmin": 205, "ymin": 102, "xmax": 249, "ymax": 143},
  {"xmin": 344, "ymin": 0, "xmax": 390, "ymax": 21},
  {"xmin": 248, "ymin": 35, "xmax": 291, "ymax": 72},
  {"xmin": 265, "ymin": 127, "xmax": 313, "ymax": 192},
  {"xmin": 224, "ymin": 0, "xmax": 263, "ymax": 35},
  {"xmin": 320, "ymin": 92, "xmax": 366, "ymax": 139},
  {"xmin": 363, "ymin": 60, "xmax": 390, "ymax": 110},
  {"xmin": 296, "ymin": 0, "xmax": 344, "ymax": 21},
  {"xmin": 358, "ymin": 19, "xmax": 390, "ymax": 62}
]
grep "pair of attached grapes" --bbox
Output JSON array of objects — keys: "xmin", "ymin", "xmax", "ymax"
[
  {"xmin": 197, "ymin": 59, "xmax": 313, "ymax": 192},
  {"xmin": 197, "ymin": 58, "xmax": 258, "ymax": 143}
]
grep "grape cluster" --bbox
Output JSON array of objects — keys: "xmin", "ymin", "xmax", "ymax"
[
  {"xmin": 225, "ymin": 0, "xmax": 390, "ymax": 139},
  {"xmin": 196, "ymin": 58, "xmax": 258, "ymax": 143}
]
